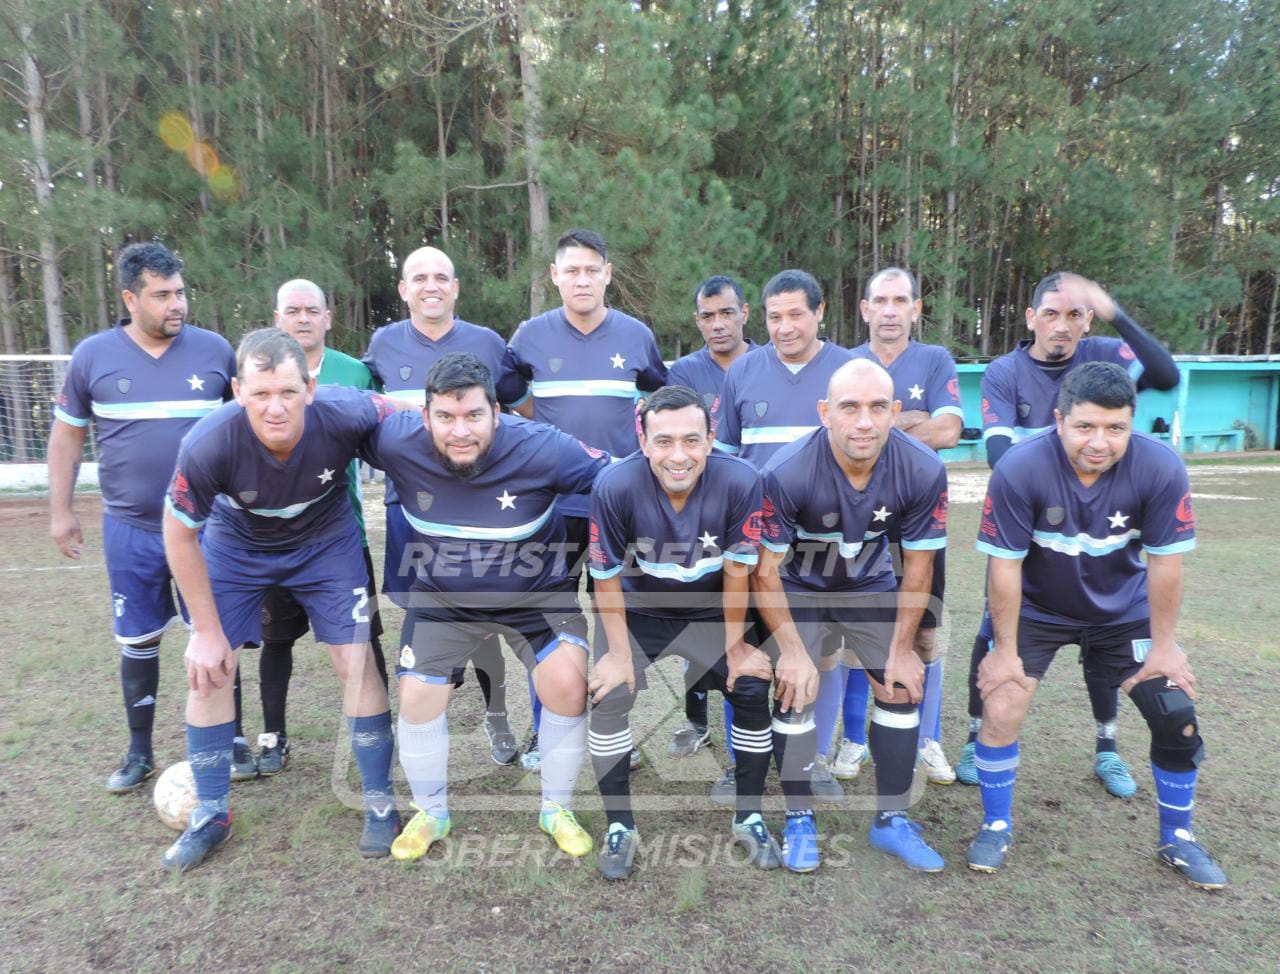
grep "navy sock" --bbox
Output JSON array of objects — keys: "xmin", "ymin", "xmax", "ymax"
[
  {"xmin": 187, "ymin": 721, "xmax": 234, "ymax": 824},
  {"xmin": 120, "ymin": 645, "xmax": 159, "ymax": 759},
  {"xmin": 975, "ymin": 740, "xmax": 1019, "ymax": 827},
  {"xmin": 349, "ymin": 711, "xmax": 394, "ymax": 805},
  {"xmin": 233, "ymin": 666, "xmax": 244, "ymax": 739}
]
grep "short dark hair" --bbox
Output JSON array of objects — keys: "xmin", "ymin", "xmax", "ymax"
[
  {"xmin": 117, "ymin": 242, "xmax": 183, "ymax": 295},
  {"xmin": 761, "ymin": 269, "xmax": 823, "ymax": 312},
  {"xmin": 694, "ymin": 275, "xmax": 744, "ymax": 308},
  {"xmin": 555, "ymin": 229, "xmax": 607, "ymax": 263},
  {"xmin": 639, "ymin": 384, "xmax": 710, "ymax": 437},
  {"xmin": 237, "ymin": 328, "xmax": 310, "ymax": 382},
  {"xmin": 425, "ymin": 352, "xmax": 496, "ymax": 408},
  {"xmin": 865, "ymin": 267, "xmax": 919, "ymax": 300},
  {"xmin": 1058, "ymin": 362, "xmax": 1136, "ymax": 415},
  {"xmin": 1031, "ymin": 271, "xmax": 1075, "ymax": 311}
]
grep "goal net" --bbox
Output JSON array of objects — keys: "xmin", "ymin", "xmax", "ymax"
[{"xmin": 0, "ymin": 355, "xmax": 97, "ymax": 463}]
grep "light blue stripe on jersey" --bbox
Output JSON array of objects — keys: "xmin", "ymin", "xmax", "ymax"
[
  {"xmin": 382, "ymin": 389, "xmax": 427, "ymax": 405},
  {"xmin": 401, "ymin": 502, "xmax": 555, "ymax": 542},
  {"xmin": 981, "ymin": 424, "xmax": 1050, "ymax": 442},
  {"xmin": 90, "ymin": 399, "xmax": 223, "ymax": 420},
  {"xmin": 1143, "ymin": 539, "xmax": 1196, "ymax": 555},
  {"xmin": 930, "ymin": 405, "xmax": 966, "ymax": 419},
  {"xmin": 902, "ymin": 537, "xmax": 947, "ymax": 551},
  {"xmin": 531, "ymin": 379, "xmax": 638, "ymax": 399},
  {"xmin": 740, "ymin": 425, "xmax": 818, "ymax": 445},
  {"xmin": 588, "ymin": 564, "xmax": 624, "ymax": 580},
  {"xmin": 761, "ymin": 538, "xmax": 789, "ymax": 553},
  {"xmin": 712, "ymin": 439, "xmax": 741, "ymax": 454},
  {"xmin": 635, "ymin": 554, "xmax": 725, "ymax": 582},
  {"xmin": 53, "ymin": 406, "xmax": 89, "ymax": 427},
  {"xmin": 982, "ymin": 426, "xmax": 1013, "ymax": 441},
  {"xmin": 796, "ymin": 527, "xmax": 863, "ymax": 559},
  {"xmin": 976, "ymin": 540, "xmax": 1027, "ymax": 560},
  {"xmin": 1031, "ymin": 528, "xmax": 1141, "ymax": 557},
  {"xmin": 224, "ymin": 484, "xmax": 337, "ymax": 519},
  {"xmin": 723, "ymin": 550, "xmax": 759, "ymax": 565},
  {"xmin": 165, "ymin": 495, "xmax": 206, "ymax": 529}
]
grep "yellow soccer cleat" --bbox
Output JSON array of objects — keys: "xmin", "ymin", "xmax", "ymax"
[
  {"xmin": 539, "ymin": 803, "xmax": 593, "ymax": 858},
  {"xmin": 390, "ymin": 807, "xmax": 451, "ymax": 863}
]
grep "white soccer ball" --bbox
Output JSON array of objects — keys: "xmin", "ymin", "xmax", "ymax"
[{"xmin": 154, "ymin": 761, "xmax": 198, "ymax": 832}]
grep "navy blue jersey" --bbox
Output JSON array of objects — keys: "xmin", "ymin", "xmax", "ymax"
[
  {"xmin": 588, "ymin": 452, "xmax": 762, "ymax": 619},
  {"xmin": 976, "ymin": 429, "xmax": 1195, "ymax": 627},
  {"xmin": 667, "ymin": 341, "xmax": 756, "ymax": 410},
  {"xmin": 361, "ymin": 413, "xmax": 610, "ymax": 598},
  {"xmin": 507, "ymin": 308, "xmax": 667, "ymax": 517},
  {"xmin": 850, "ymin": 340, "xmax": 964, "ymax": 423},
  {"xmin": 711, "ymin": 341, "xmax": 855, "ymax": 469},
  {"xmin": 55, "ymin": 321, "xmax": 235, "ymax": 531},
  {"xmin": 761, "ymin": 428, "xmax": 948, "ymax": 594},
  {"xmin": 362, "ymin": 317, "xmax": 527, "ymax": 408},
  {"xmin": 981, "ymin": 337, "xmax": 1143, "ymax": 446},
  {"xmin": 166, "ymin": 386, "xmax": 395, "ymax": 551}
]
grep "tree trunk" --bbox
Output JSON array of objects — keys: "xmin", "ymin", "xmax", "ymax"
[
  {"xmin": 1264, "ymin": 270, "xmax": 1278, "ymax": 356},
  {"xmin": 516, "ymin": 0, "xmax": 551, "ymax": 316},
  {"xmin": 0, "ymin": 243, "xmax": 20, "ymax": 356},
  {"xmin": 67, "ymin": 10, "xmax": 110, "ymax": 331}
]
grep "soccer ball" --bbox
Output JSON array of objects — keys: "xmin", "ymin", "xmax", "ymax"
[{"xmin": 154, "ymin": 761, "xmax": 198, "ymax": 832}]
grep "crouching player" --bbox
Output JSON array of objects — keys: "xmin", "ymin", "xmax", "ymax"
[
  {"xmin": 586, "ymin": 386, "xmax": 778, "ymax": 879},
  {"xmin": 755, "ymin": 359, "xmax": 949, "ymax": 872},
  {"xmin": 969, "ymin": 362, "xmax": 1227, "ymax": 889},
  {"xmin": 360, "ymin": 353, "xmax": 611, "ymax": 862},
  {"xmin": 162, "ymin": 329, "xmax": 404, "ymax": 871}
]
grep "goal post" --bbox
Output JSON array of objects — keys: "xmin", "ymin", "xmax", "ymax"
[{"xmin": 0, "ymin": 354, "xmax": 97, "ymax": 466}]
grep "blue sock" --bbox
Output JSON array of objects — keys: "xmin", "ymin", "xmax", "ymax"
[
  {"xmin": 918, "ymin": 659, "xmax": 943, "ymax": 749},
  {"xmin": 814, "ymin": 666, "xmax": 843, "ymax": 756},
  {"xmin": 529, "ymin": 675, "xmax": 542, "ymax": 734},
  {"xmin": 349, "ymin": 711, "xmax": 394, "ymax": 805},
  {"xmin": 842, "ymin": 667, "xmax": 870, "ymax": 746},
  {"xmin": 187, "ymin": 721, "xmax": 234, "ymax": 823},
  {"xmin": 724, "ymin": 699, "xmax": 737, "ymax": 763},
  {"xmin": 1152, "ymin": 764, "xmax": 1197, "ymax": 844},
  {"xmin": 975, "ymin": 740, "xmax": 1019, "ymax": 827}
]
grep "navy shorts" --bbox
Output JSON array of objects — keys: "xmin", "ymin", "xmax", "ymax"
[
  {"xmin": 1010, "ymin": 617, "xmax": 1153, "ymax": 684},
  {"xmin": 204, "ymin": 526, "xmax": 373, "ymax": 649},
  {"xmin": 776, "ymin": 589, "xmax": 899, "ymax": 685},
  {"xmin": 103, "ymin": 514, "xmax": 187, "ymax": 645},
  {"xmin": 261, "ymin": 544, "xmax": 383, "ymax": 643},
  {"xmin": 398, "ymin": 589, "xmax": 589, "ymax": 686}
]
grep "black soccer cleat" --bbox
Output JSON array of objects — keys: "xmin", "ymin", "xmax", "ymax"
[
  {"xmin": 483, "ymin": 713, "xmax": 519, "ymax": 766},
  {"xmin": 106, "ymin": 753, "xmax": 154, "ymax": 794}
]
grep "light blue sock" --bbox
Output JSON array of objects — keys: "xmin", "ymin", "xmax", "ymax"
[
  {"xmin": 918, "ymin": 658, "xmax": 943, "ymax": 749},
  {"xmin": 1152, "ymin": 764, "xmax": 1197, "ymax": 844},
  {"xmin": 975, "ymin": 740, "xmax": 1019, "ymax": 827},
  {"xmin": 814, "ymin": 665, "xmax": 843, "ymax": 756},
  {"xmin": 842, "ymin": 667, "xmax": 870, "ymax": 746}
]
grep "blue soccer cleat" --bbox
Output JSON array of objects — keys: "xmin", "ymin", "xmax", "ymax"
[
  {"xmin": 358, "ymin": 802, "xmax": 402, "ymax": 858},
  {"xmin": 967, "ymin": 821, "xmax": 1012, "ymax": 873},
  {"xmin": 869, "ymin": 815, "xmax": 945, "ymax": 872},
  {"xmin": 955, "ymin": 741, "xmax": 979, "ymax": 786},
  {"xmin": 1094, "ymin": 751, "xmax": 1137, "ymax": 799},
  {"xmin": 1156, "ymin": 830, "xmax": 1229, "ymax": 890},
  {"xmin": 162, "ymin": 811, "xmax": 234, "ymax": 873},
  {"xmin": 106, "ymin": 753, "xmax": 154, "ymax": 794},
  {"xmin": 780, "ymin": 813, "xmax": 821, "ymax": 873},
  {"xmin": 731, "ymin": 813, "xmax": 782, "ymax": 870}
]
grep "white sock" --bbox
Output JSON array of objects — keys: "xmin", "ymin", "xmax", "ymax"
[
  {"xmin": 538, "ymin": 706, "xmax": 586, "ymax": 812},
  {"xmin": 397, "ymin": 713, "xmax": 449, "ymax": 818}
]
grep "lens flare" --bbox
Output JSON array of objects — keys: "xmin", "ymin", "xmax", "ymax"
[
  {"xmin": 186, "ymin": 141, "xmax": 220, "ymax": 177},
  {"xmin": 157, "ymin": 112, "xmax": 195, "ymax": 151}
]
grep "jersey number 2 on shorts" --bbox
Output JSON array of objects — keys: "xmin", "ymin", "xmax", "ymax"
[{"xmin": 351, "ymin": 587, "xmax": 371, "ymax": 624}]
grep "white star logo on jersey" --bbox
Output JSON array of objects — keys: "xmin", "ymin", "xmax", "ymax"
[
  {"xmin": 497, "ymin": 490, "xmax": 517, "ymax": 510},
  {"xmin": 699, "ymin": 531, "xmax": 718, "ymax": 549},
  {"xmin": 1108, "ymin": 510, "xmax": 1130, "ymax": 529},
  {"xmin": 188, "ymin": 373, "xmax": 205, "ymax": 391},
  {"xmin": 318, "ymin": 468, "xmax": 334, "ymax": 483},
  {"xmin": 610, "ymin": 353, "xmax": 626, "ymax": 369},
  {"xmin": 908, "ymin": 383, "xmax": 924, "ymax": 400},
  {"xmin": 873, "ymin": 506, "xmax": 891, "ymax": 522}
]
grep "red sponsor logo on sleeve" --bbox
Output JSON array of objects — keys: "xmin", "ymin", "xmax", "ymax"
[
  {"xmin": 171, "ymin": 469, "xmax": 195, "ymax": 514},
  {"xmin": 579, "ymin": 440, "xmax": 606, "ymax": 460},
  {"xmin": 370, "ymin": 394, "xmax": 396, "ymax": 422},
  {"xmin": 930, "ymin": 490, "xmax": 949, "ymax": 532},
  {"xmin": 979, "ymin": 493, "xmax": 998, "ymax": 538},
  {"xmin": 57, "ymin": 390, "xmax": 68, "ymax": 408},
  {"xmin": 742, "ymin": 508, "xmax": 764, "ymax": 544},
  {"xmin": 947, "ymin": 378, "xmax": 960, "ymax": 401},
  {"xmin": 1119, "ymin": 342, "xmax": 1135, "ymax": 361},
  {"xmin": 1175, "ymin": 490, "xmax": 1195, "ymax": 532},
  {"xmin": 981, "ymin": 397, "xmax": 998, "ymax": 426},
  {"xmin": 761, "ymin": 494, "xmax": 781, "ymax": 541},
  {"xmin": 588, "ymin": 520, "xmax": 606, "ymax": 566}
]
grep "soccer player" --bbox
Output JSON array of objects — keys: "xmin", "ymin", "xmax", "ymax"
[
  {"xmin": 755, "ymin": 358, "xmax": 949, "ymax": 872},
  {"xmin": 967, "ymin": 362, "xmax": 1227, "ymax": 889},
  {"xmin": 955, "ymin": 272, "xmax": 1181, "ymax": 797},
  {"xmin": 710, "ymin": 269, "xmax": 854, "ymax": 803},
  {"xmin": 363, "ymin": 247, "xmax": 527, "ymax": 765},
  {"xmin": 507, "ymin": 229, "xmax": 667, "ymax": 766},
  {"xmin": 663, "ymin": 275, "xmax": 755, "ymax": 758},
  {"xmin": 846, "ymin": 267, "xmax": 965, "ymax": 786},
  {"xmin": 161, "ymin": 329, "xmax": 403, "ymax": 871},
  {"xmin": 587, "ymin": 386, "xmax": 779, "ymax": 879},
  {"xmin": 359, "ymin": 353, "xmax": 611, "ymax": 863},
  {"xmin": 249, "ymin": 279, "xmax": 390, "ymax": 777},
  {"xmin": 48, "ymin": 242, "xmax": 235, "ymax": 793}
]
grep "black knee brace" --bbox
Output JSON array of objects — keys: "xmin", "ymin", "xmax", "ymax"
[
  {"xmin": 727, "ymin": 675, "xmax": 770, "ymax": 717},
  {"xmin": 1130, "ymin": 677, "xmax": 1204, "ymax": 772}
]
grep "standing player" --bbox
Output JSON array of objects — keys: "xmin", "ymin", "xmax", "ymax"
[
  {"xmin": 507, "ymin": 229, "xmax": 667, "ymax": 765},
  {"xmin": 162, "ymin": 330, "xmax": 402, "ymax": 871},
  {"xmin": 956, "ymin": 272, "xmax": 1181, "ymax": 797},
  {"xmin": 845, "ymin": 267, "xmax": 964, "ymax": 786},
  {"xmin": 968, "ymin": 363, "xmax": 1226, "ymax": 889},
  {"xmin": 709, "ymin": 269, "xmax": 854, "ymax": 803},
  {"xmin": 48, "ymin": 243, "xmax": 235, "ymax": 793},
  {"xmin": 358, "ymin": 354, "xmax": 611, "ymax": 863},
  {"xmin": 249, "ymin": 279, "xmax": 390, "ymax": 777},
  {"xmin": 586, "ymin": 386, "xmax": 779, "ymax": 878},
  {"xmin": 663, "ymin": 275, "xmax": 755, "ymax": 758},
  {"xmin": 755, "ymin": 359, "xmax": 949, "ymax": 872},
  {"xmin": 363, "ymin": 247, "xmax": 527, "ymax": 765}
]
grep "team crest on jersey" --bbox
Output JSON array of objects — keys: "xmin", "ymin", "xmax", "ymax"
[
  {"xmin": 549, "ymin": 357, "xmax": 563, "ymax": 373},
  {"xmin": 1017, "ymin": 402, "xmax": 1031, "ymax": 418},
  {"xmin": 821, "ymin": 512, "xmax": 839, "ymax": 528},
  {"xmin": 636, "ymin": 536, "xmax": 655, "ymax": 555},
  {"xmin": 417, "ymin": 492, "xmax": 434, "ymax": 512},
  {"xmin": 399, "ymin": 365, "xmax": 412, "ymax": 381},
  {"xmin": 1046, "ymin": 506, "xmax": 1065, "ymax": 526},
  {"xmin": 116, "ymin": 377, "xmax": 132, "ymax": 393},
  {"xmin": 754, "ymin": 400, "xmax": 769, "ymax": 418},
  {"xmin": 239, "ymin": 490, "xmax": 258, "ymax": 504}
]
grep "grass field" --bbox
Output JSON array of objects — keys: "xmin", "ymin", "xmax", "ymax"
[{"xmin": 2, "ymin": 459, "xmax": 1278, "ymax": 974}]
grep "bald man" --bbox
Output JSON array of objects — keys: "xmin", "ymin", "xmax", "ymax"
[
  {"xmin": 362, "ymin": 248, "xmax": 529, "ymax": 766},
  {"xmin": 753, "ymin": 359, "xmax": 950, "ymax": 872}
]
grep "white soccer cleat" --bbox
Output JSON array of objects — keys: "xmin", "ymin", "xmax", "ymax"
[
  {"xmin": 917, "ymin": 738, "xmax": 956, "ymax": 785},
  {"xmin": 830, "ymin": 739, "xmax": 869, "ymax": 780}
]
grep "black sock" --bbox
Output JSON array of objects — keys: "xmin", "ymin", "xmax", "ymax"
[
  {"xmin": 966, "ymin": 634, "xmax": 986, "ymax": 739},
  {"xmin": 684, "ymin": 687, "xmax": 708, "ymax": 727},
  {"xmin": 1084, "ymin": 657, "xmax": 1119, "ymax": 744},
  {"xmin": 868, "ymin": 700, "xmax": 919, "ymax": 820},
  {"xmin": 233, "ymin": 665, "xmax": 244, "ymax": 739},
  {"xmin": 259, "ymin": 639, "xmax": 294, "ymax": 736},
  {"xmin": 589, "ymin": 701, "xmax": 636, "ymax": 831},
  {"xmin": 370, "ymin": 633, "xmax": 389, "ymax": 691},
  {"xmin": 771, "ymin": 701, "xmax": 816, "ymax": 814},
  {"xmin": 472, "ymin": 637, "xmax": 507, "ymax": 716},
  {"xmin": 727, "ymin": 677, "xmax": 772, "ymax": 824},
  {"xmin": 120, "ymin": 646, "xmax": 160, "ymax": 759}
]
